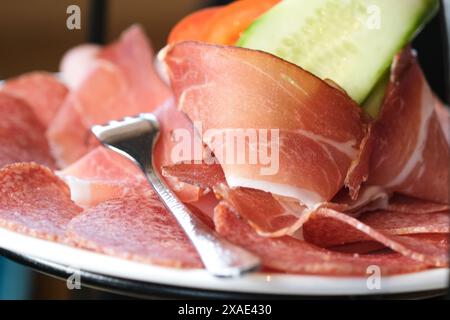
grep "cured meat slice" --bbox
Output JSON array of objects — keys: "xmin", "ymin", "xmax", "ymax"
[
  {"xmin": 368, "ymin": 48, "xmax": 449, "ymax": 204},
  {"xmin": 59, "ymin": 44, "xmax": 101, "ymax": 90},
  {"xmin": 66, "ymin": 196, "xmax": 202, "ymax": 268},
  {"xmin": 214, "ymin": 203, "xmax": 427, "ymax": 275},
  {"xmin": 48, "ymin": 25, "xmax": 172, "ymax": 168},
  {"xmin": 214, "ymin": 184, "xmax": 310, "ymax": 236},
  {"xmin": 58, "ymin": 147, "xmax": 151, "ymax": 207},
  {"xmin": 2, "ymin": 72, "xmax": 68, "ymax": 128},
  {"xmin": 76, "ymin": 25, "xmax": 172, "ymax": 126},
  {"xmin": 434, "ymin": 98, "xmax": 450, "ymax": 145},
  {"xmin": 162, "ymin": 163, "xmax": 225, "ymax": 190},
  {"xmin": 164, "ymin": 42, "xmax": 368, "ymax": 207},
  {"xmin": 302, "ymin": 208, "xmax": 448, "ymax": 267},
  {"xmin": 46, "ymin": 97, "xmax": 98, "ymax": 168},
  {"xmin": 0, "ymin": 163, "xmax": 82, "ymax": 241},
  {"xmin": 386, "ymin": 194, "xmax": 450, "ymax": 214},
  {"xmin": 153, "ymin": 100, "xmax": 205, "ymax": 203},
  {"xmin": 0, "ymin": 92, "xmax": 56, "ymax": 169},
  {"xmin": 304, "ymin": 209, "xmax": 450, "ymax": 248}
]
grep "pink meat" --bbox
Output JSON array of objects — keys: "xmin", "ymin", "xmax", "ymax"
[
  {"xmin": 2, "ymin": 72, "xmax": 68, "ymax": 128},
  {"xmin": 0, "ymin": 92, "xmax": 56, "ymax": 169},
  {"xmin": 59, "ymin": 44, "xmax": 101, "ymax": 90},
  {"xmin": 66, "ymin": 196, "xmax": 202, "ymax": 268},
  {"xmin": 0, "ymin": 163, "xmax": 82, "ymax": 241},
  {"xmin": 164, "ymin": 42, "xmax": 368, "ymax": 208},
  {"xmin": 368, "ymin": 48, "xmax": 449, "ymax": 204},
  {"xmin": 58, "ymin": 147, "xmax": 152, "ymax": 207},
  {"xmin": 47, "ymin": 25, "xmax": 172, "ymax": 168},
  {"xmin": 214, "ymin": 203, "xmax": 427, "ymax": 275}
]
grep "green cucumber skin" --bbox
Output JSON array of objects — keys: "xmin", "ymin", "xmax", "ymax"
[{"xmin": 237, "ymin": 0, "xmax": 439, "ymax": 104}]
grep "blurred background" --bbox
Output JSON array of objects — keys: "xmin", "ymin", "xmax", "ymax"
[{"xmin": 0, "ymin": 0, "xmax": 448, "ymax": 299}]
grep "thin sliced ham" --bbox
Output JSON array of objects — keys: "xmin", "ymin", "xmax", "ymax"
[
  {"xmin": 303, "ymin": 209, "xmax": 450, "ymax": 248},
  {"xmin": 387, "ymin": 194, "xmax": 450, "ymax": 214},
  {"xmin": 46, "ymin": 96, "xmax": 98, "ymax": 168},
  {"xmin": 434, "ymin": 97, "xmax": 450, "ymax": 145},
  {"xmin": 0, "ymin": 163, "xmax": 82, "ymax": 241},
  {"xmin": 153, "ymin": 100, "xmax": 206, "ymax": 203},
  {"xmin": 214, "ymin": 203, "xmax": 427, "ymax": 275},
  {"xmin": 58, "ymin": 147, "xmax": 151, "ymax": 207},
  {"xmin": 47, "ymin": 25, "xmax": 172, "ymax": 168},
  {"xmin": 0, "ymin": 92, "xmax": 56, "ymax": 169},
  {"xmin": 368, "ymin": 48, "xmax": 449, "ymax": 204},
  {"xmin": 66, "ymin": 196, "xmax": 202, "ymax": 268},
  {"xmin": 164, "ymin": 42, "xmax": 368, "ymax": 207},
  {"xmin": 302, "ymin": 208, "xmax": 448, "ymax": 267},
  {"xmin": 59, "ymin": 44, "xmax": 101, "ymax": 90},
  {"xmin": 2, "ymin": 72, "xmax": 68, "ymax": 128}
]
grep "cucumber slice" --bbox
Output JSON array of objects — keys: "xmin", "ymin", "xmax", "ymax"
[{"xmin": 237, "ymin": 0, "xmax": 438, "ymax": 103}]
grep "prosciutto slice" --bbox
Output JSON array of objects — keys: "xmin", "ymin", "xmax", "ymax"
[
  {"xmin": 58, "ymin": 147, "xmax": 151, "ymax": 207},
  {"xmin": 59, "ymin": 44, "xmax": 101, "ymax": 90},
  {"xmin": 164, "ymin": 42, "xmax": 368, "ymax": 208},
  {"xmin": 214, "ymin": 203, "xmax": 427, "ymax": 275},
  {"xmin": 368, "ymin": 48, "xmax": 449, "ymax": 204},
  {"xmin": 2, "ymin": 72, "xmax": 68, "ymax": 128},
  {"xmin": 0, "ymin": 92, "xmax": 56, "ymax": 169},
  {"xmin": 303, "ymin": 209, "xmax": 449, "ymax": 248},
  {"xmin": 47, "ymin": 25, "xmax": 172, "ymax": 168},
  {"xmin": 66, "ymin": 196, "xmax": 202, "ymax": 268},
  {"xmin": 0, "ymin": 163, "xmax": 82, "ymax": 241}
]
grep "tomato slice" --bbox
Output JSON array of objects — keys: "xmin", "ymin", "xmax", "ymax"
[
  {"xmin": 205, "ymin": 0, "xmax": 280, "ymax": 45},
  {"xmin": 168, "ymin": 7, "xmax": 222, "ymax": 45}
]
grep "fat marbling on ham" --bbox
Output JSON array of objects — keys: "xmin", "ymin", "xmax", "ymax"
[{"xmin": 368, "ymin": 48, "xmax": 449, "ymax": 204}]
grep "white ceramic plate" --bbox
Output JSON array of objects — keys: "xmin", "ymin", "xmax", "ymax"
[{"xmin": 0, "ymin": 227, "xmax": 447, "ymax": 296}]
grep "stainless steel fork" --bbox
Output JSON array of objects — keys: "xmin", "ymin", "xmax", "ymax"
[{"xmin": 91, "ymin": 113, "xmax": 261, "ymax": 278}]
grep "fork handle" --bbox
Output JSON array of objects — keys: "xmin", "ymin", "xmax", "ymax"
[{"xmin": 143, "ymin": 167, "xmax": 261, "ymax": 278}]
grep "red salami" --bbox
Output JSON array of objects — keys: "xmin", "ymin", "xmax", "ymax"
[
  {"xmin": 0, "ymin": 163, "xmax": 82, "ymax": 240},
  {"xmin": 66, "ymin": 196, "xmax": 202, "ymax": 268},
  {"xmin": 3, "ymin": 72, "xmax": 68, "ymax": 128},
  {"xmin": 0, "ymin": 92, "xmax": 56, "ymax": 169}
]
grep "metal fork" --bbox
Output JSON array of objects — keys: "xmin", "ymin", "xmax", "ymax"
[{"xmin": 91, "ymin": 113, "xmax": 261, "ymax": 278}]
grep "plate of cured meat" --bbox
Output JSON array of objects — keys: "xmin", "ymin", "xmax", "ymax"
[{"xmin": 0, "ymin": 0, "xmax": 449, "ymax": 298}]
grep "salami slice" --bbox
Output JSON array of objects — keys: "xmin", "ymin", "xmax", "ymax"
[
  {"xmin": 66, "ymin": 196, "xmax": 202, "ymax": 268},
  {"xmin": 3, "ymin": 72, "xmax": 68, "ymax": 128},
  {"xmin": 0, "ymin": 163, "xmax": 82, "ymax": 240},
  {"xmin": 214, "ymin": 203, "xmax": 427, "ymax": 275},
  {"xmin": 0, "ymin": 92, "xmax": 56, "ymax": 169}
]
